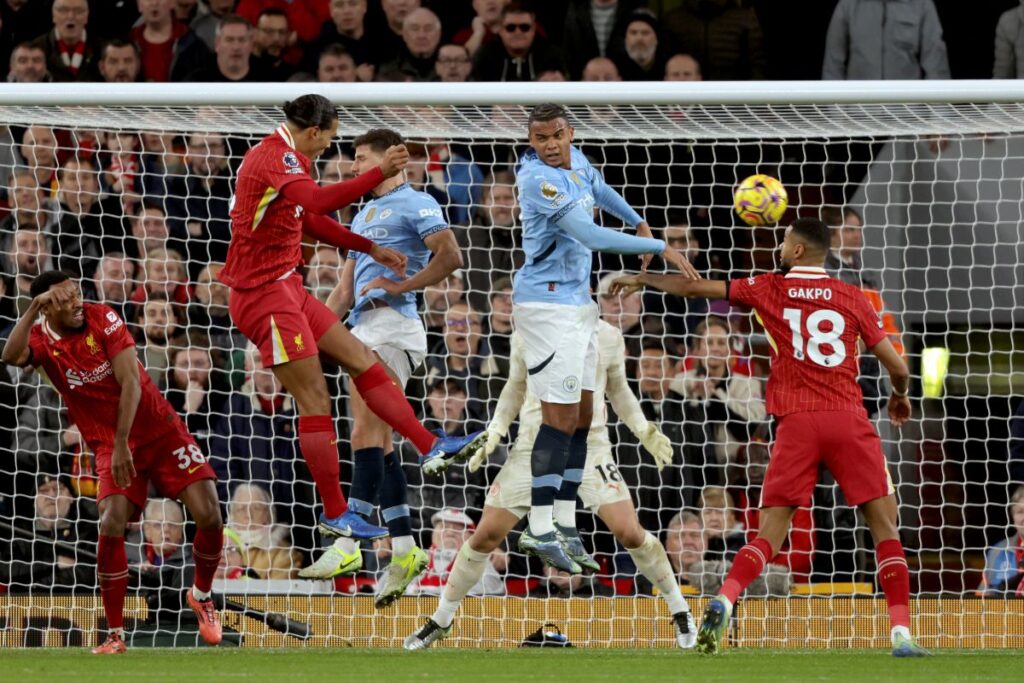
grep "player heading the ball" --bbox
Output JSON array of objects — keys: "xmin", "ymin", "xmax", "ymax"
[
  {"xmin": 612, "ymin": 218, "xmax": 929, "ymax": 657},
  {"xmin": 219, "ymin": 94, "xmax": 485, "ymax": 544},
  {"xmin": 510, "ymin": 102, "xmax": 698, "ymax": 573}
]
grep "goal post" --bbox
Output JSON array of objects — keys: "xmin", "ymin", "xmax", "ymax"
[{"xmin": 0, "ymin": 81, "xmax": 1022, "ymax": 649}]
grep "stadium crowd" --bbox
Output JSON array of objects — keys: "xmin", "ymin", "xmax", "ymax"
[{"xmin": 0, "ymin": 0, "xmax": 1021, "ymax": 603}]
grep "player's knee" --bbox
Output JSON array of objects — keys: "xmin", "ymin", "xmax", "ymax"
[
  {"xmin": 193, "ymin": 502, "xmax": 223, "ymax": 531},
  {"xmin": 469, "ymin": 529, "xmax": 503, "ymax": 554},
  {"xmin": 614, "ymin": 521, "xmax": 646, "ymax": 550},
  {"xmin": 99, "ymin": 509, "xmax": 128, "ymax": 537}
]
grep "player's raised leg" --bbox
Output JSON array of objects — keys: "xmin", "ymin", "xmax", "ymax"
[
  {"xmin": 93, "ymin": 494, "xmax": 135, "ymax": 655},
  {"xmin": 404, "ymin": 506, "xmax": 522, "ymax": 650},
  {"xmin": 178, "ymin": 479, "xmax": 225, "ymax": 645},
  {"xmin": 597, "ymin": 499, "xmax": 696, "ymax": 649}
]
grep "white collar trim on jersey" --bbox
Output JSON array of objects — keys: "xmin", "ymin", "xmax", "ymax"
[
  {"xmin": 784, "ymin": 266, "xmax": 828, "ymax": 280},
  {"xmin": 276, "ymin": 125, "xmax": 295, "ymax": 150},
  {"xmin": 42, "ymin": 318, "xmax": 61, "ymax": 341}
]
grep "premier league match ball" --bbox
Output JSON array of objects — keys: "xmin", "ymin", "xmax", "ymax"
[{"xmin": 734, "ymin": 174, "xmax": 788, "ymax": 227}]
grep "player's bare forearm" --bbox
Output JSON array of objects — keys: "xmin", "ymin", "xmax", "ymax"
[
  {"xmin": 871, "ymin": 337, "xmax": 910, "ymax": 394},
  {"xmin": 390, "ymin": 229, "xmax": 463, "ymax": 295},
  {"xmin": 111, "ymin": 348, "xmax": 142, "ymax": 443},
  {"xmin": 1, "ymin": 297, "xmax": 45, "ymax": 366},
  {"xmin": 327, "ymin": 259, "xmax": 356, "ymax": 318},
  {"xmin": 636, "ymin": 273, "xmax": 728, "ymax": 299}
]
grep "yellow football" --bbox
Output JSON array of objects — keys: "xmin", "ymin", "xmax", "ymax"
[{"xmin": 734, "ymin": 174, "xmax": 788, "ymax": 227}]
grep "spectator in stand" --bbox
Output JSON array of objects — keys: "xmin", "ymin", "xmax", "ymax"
[
  {"xmin": 314, "ymin": 42, "xmax": 356, "ymax": 82},
  {"xmin": 136, "ymin": 297, "xmax": 180, "ymax": 385},
  {"xmin": 452, "ymin": 0, "xmax": 506, "ymax": 57},
  {"xmin": 97, "ymin": 39, "xmax": 141, "ymax": 83},
  {"xmin": 0, "ymin": 474, "xmax": 97, "ymax": 593},
  {"xmin": 132, "ymin": 0, "xmax": 191, "ymax": 82},
  {"xmin": 407, "ymin": 508, "xmax": 505, "ymax": 596},
  {"xmin": 133, "ymin": 498, "xmax": 190, "ymax": 576},
  {"xmin": 423, "ymin": 270, "xmax": 466, "ymax": 349},
  {"xmin": 597, "ymin": 270, "xmax": 643, "ymax": 360},
  {"xmin": 425, "ymin": 302, "xmax": 497, "ymax": 422},
  {"xmin": 251, "ymin": 8, "xmax": 295, "ymax": 80},
  {"xmin": 164, "ymin": 336, "xmax": 231, "ymax": 455},
  {"xmin": 98, "ymin": 130, "xmax": 142, "ymax": 197},
  {"xmin": 536, "ymin": 67, "xmax": 567, "ymax": 81},
  {"xmin": 19, "ymin": 125, "xmax": 59, "ymax": 195},
  {"xmin": 435, "ymin": 43, "xmax": 472, "ymax": 82},
  {"xmin": 636, "ymin": 341, "xmax": 677, "ymax": 421},
  {"xmin": 52, "ymin": 157, "xmax": 125, "ymax": 278},
  {"xmin": 191, "ymin": 262, "xmax": 241, "ymax": 348},
  {"xmin": 664, "ymin": 510, "xmax": 706, "ymax": 584},
  {"xmin": 472, "ymin": 1, "xmax": 563, "ymax": 82},
  {"xmin": 995, "ymin": 2, "xmax": 1024, "ymax": 78},
  {"xmin": 416, "ymin": 140, "xmax": 482, "ymax": 227},
  {"xmin": 699, "ymin": 486, "xmax": 745, "ymax": 563},
  {"xmin": 305, "ymin": 245, "xmax": 343, "ymax": 304},
  {"xmin": 461, "ymin": 170, "xmax": 520, "ymax": 311},
  {"xmin": 236, "ymin": 0, "xmax": 328, "ymax": 45},
  {"xmin": 562, "ymin": 0, "xmax": 637, "ymax": 80},
  {"xmin": 316, "ymin": 151, "xmax": 356, "ymax": 223},
  {"xmin": 582, "ymin": 56, "xmax": 621, "ymax": 81},
  {"xmin": 664, "ymin": 52, "xmax": 701, "ymax": 81},
  {"xmin": 822, "ymin": 0, "xmax": 949, "ymax": 79},
  {"xmin": 175, "ymin": 0, "xmax": 200, "ymax": 22},
  {"xmin": 0, "ymin": 170, "xmax": 56, "ymax": 237},
  {"xmin": 7, "ymin": 42, "xmax": 49, "ymax": 82},
  {"xmin": 309, "ymin": 0, "xmax": 376, "ymax": 81},
  {"xmin": 614, "ymin": 9, "xmax": 666, "ymax": 81},
  {"xmin": 651, "ymin": 223, "xmax": 706, "ymax": 336},
  {"xmin": 138, "ymin": 131, "xmax": 184, "ymax": 198},
  {"xmin": 225, "ymin": 483, "xmax": 304, "ymax": 579},
  {"xmin": 130, "ymin": 247, "xmax": 192, "ymax": 306},
  {"xmin": 164, "ymin": 131, "xmax": 233, "ymax": 265},
  {"xmin": 8, "ymin": 228, "xmax": 50, "ymax": 317},
  {"xmin": 83, "ymin": 252, "xmax": 136, "ymax": 322},
  {"xmin": 486, "ymin": 276, "xmax": 514, "ymax": 380},
  {"xmin": 664, "ymin": 315, "xmax": 765, "ymax": 502},
  {"xmin": 125, "ymin": 201, "xmax": 184, "ymax": 268},
  {"xmin": 377, "ymin": 7, "xmax": 441, "ymax": 82},
  {"xmin": 978, "ymin": 485, "xmax": 1024, "ymax": 596},
  {"xmin": 30, "ymin": 0, "xmax": 98, "ymax": 81},
  {"xmin": 663, "ymin": 0, "xmax": 764, "ymax": 81},
  {"xmin": 184, "ymin": 14, "xmax": 264, "ymax": 81},
  {"xmin": 191, "ymin": 0, "xmax": 236, "ymax": 51},
  {"xmin": 11, "ymin": 369, "xmax": 65, "ymax": 477},
  {"xmin": 209, "ymin": 346, "xmax": 315, "ymax": 535},
  {"xmin": 377, "ymin": 0, "xmax": 420, "ymax": 62}
]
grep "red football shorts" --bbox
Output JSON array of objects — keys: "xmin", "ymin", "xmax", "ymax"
[
  {"xmin": 96, "ymin": 423, "xmax": 217, "ymax": 516},
  {"xmin": 760, "ymin": 410, "xmax": 894, "ymax": 508},
  {"xmin": 228, "ymin": 272, "xmax": 338, "ymax": 366}
]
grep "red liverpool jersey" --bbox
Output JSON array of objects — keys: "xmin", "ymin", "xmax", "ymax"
[
  {"xmin": 220, "ymin": 125, "xmax": 313, "ymax": 290},
  {"xmin": 728, "ymin": 266, "xmax": 887, "ymax": 417},
  {"xmin": 27, "ymin": 303, "xmax": 181, "ymax": 453}
]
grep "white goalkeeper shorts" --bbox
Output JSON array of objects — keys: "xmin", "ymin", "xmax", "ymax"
[
  {"xmin": 484, "ymin": 447, "xmax": 630, "ymax": 518},
  {"xmin": 512, "ymin": 301, "xmax": 599, "ymax": 404},
  {"xmin": 350, "ymin": 306, "xmax": 427, "ymax": 388}
]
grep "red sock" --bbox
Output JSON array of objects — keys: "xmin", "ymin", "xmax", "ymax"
[
  {"xmin": 298, "ymin": 415, "xmax": 348, "ymax": 518},
  {"xmin": 97, "ymin": 534, "xmax": 129, "ymax": 631},
  {"xmin": 720, "ymin": 537, "xmax": 774, "ymax": 604},
  {"xmin": 875, "ymin": 538, "xmax": 911, "ymax": 629},
  {"xmin": 353, "ymin": 363, "xmax": 436, "ymax": 454},
  {"xmin": 192, "ymin": 527, "xmax": 223, "ymax": 594}
]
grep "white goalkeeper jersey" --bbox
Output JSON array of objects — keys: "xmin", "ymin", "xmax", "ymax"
[{"xmin": 496, "ymin": 319, "xmax": 651, "ymax": 462}]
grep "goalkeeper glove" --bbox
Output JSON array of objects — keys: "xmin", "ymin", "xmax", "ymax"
[
  {"xmin": 468, "ymin": 428, "xmax": 503, "ymax": 473},
  {"xmin": 638, "ymin": 423, "xmax": 673, "ymax": 470}
]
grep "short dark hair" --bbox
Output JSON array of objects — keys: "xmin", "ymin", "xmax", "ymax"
[
  {"xmin": 319, "ymin": 43, "xmax": 353, "ymax": 62},
  {"xmin": 843, "ymin": 206, "xmax": 863, "ymax": 225},
  {"xmin": 282, "ymin": 94, "xmax": 338, "ymax": 130},
  {"xmin": 528, "ymin": 102, "xmax": 569, "ymax": 127},
  {"xmin": 217, "ymin": 13, "xmax": 252, "ymax": 34},
  {"xmin": 819, "ymin": 205, "xmax": 844, "ymax": 228},
  {"xmin": 790, "ymin": 217, "xmax": 831, "ymax": 254},
  {"xmin": 501, "ymin": 0, "xmax": 535, "ymax": 20},
  {"xmin": 101, "ymin": 38, "xmax": 140, "ymax": 60},
  {"xmin": 11, "ymin": 41, "xmax": 44, "ymax": 55},
  {"xmin": 30, "ymin": 271, "xmax": 71, "ymax": 299},
  {"xmin": 352, "ymin": 128, "xmax": 404, "ymax": 154},
  {"xmin": 257, "ymin": 8, "xmax": 288, "ymax": 23}
]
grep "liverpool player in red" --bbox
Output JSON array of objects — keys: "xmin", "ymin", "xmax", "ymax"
[
  {"xmin": 2, "ymin": 272, "xmax": 224, "ymax": 655},
  {"xmin": 220, "ymin": 94, "xmax": 484, "ymax": 545},
  {"xmin": 612, "ymin": 218, "xmax": 928, "ymax": 657}
]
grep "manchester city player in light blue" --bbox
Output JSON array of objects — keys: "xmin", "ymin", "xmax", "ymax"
[
  {"xmin": 301, "ymin": 128, "xmax": 475, "ymax": 608},
  {"xmin": 505, "ymin": 103, "xmax": 697, "ymax": 574}
]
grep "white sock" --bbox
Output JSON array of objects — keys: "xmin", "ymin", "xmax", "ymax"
[
  {"xmin": 891, "ymin": 625, "xmax": 911, "ymax": 643},
  {"xmin": 431, "ymin": 543, "xmax": 490, "ymax": 628},
  {"xmin": 392, "ymin": 535, "xmax": 415, "ymax": 557},
  {"xmin": 553, "ymin": 499, "xmax": 577, "ymax": 531},
  {"xmin": 191, "ymin": 586, "xmax": 212, "ymax": 601},
  {"xmin": 627, "ymin": 531, "xmax": 691, "ymax": 616},
  {"xmin": 528, "ymin": 505, "xmax": 555, "ymax": 537},
  {"xmin": 335, "ymin": 537, "xmax": 359, "ymax": 554},
  {"xmin": 110, "ymin": 627, "xmax": 124, "ymax": 638}
]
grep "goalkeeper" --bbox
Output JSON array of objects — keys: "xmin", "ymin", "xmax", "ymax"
[{"xmin": 403, "ymin": 318, "xmax": 696, "ymax": 650}]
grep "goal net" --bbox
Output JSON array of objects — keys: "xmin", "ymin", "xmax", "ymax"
[{"xmin": 1, "ymin": 83, "xmax": 1022, "ymax": 649}]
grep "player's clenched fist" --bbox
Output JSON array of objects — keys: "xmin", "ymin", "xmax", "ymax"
[
  {"xmin": 111, "ymin": 440, "xmax": 137, "ymax": 489},
  {"xmin": 380, "ymin": 144, "xmax": 410, "ymax": 177}
]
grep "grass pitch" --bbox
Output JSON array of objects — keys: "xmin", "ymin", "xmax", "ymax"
[{"xmin": 0, "ymin": 648, "xmax": 1017, "ymax": 683}]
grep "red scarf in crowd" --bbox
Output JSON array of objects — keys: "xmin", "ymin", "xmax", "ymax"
[{"xmin": 56, "ymin": 30, "xmax": 87, "ymax": 76}]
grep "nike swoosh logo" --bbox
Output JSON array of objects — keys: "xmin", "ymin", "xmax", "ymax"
[
  {"xmin": 187, "ymin": 464, "xmax": 203, "ymax": 474},
  {"xmin": 329, "ymin": 439, "xmax": 338, "ymax": 446}
]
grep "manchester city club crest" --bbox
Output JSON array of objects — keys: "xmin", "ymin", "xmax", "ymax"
[{"xmin": 380, "ymin": 208, "xmax": 393, "ymax": 220}]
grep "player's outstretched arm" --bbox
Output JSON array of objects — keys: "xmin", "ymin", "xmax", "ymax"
[
  {"xmin": 870, "ymin": 337, "xmax": 912, "ymax": 427},
  {"xmin": 279, "ymin": 145, "xmax": 408, "ymax": 215},
  {"xmin": 1, "ymin": 292, "xmax": 56, "ymax": 367},
  {"xmin": 555, "ymin": 202, "xmax": 665, "ymax": 256},
  {"xmin": 326, "ymin": 258, "xmax": 357, "ymax": 319},
  {"xmin": 358, "ymin": 229, "xmax": 462, "ymax": 297},
  {"xmin": 110, "ymin": 347, "xmax": 142, "ymax": 488},
  {"xmin": 468, "ymin": 335, "xmax": 528, "ymax": 473},
  {"xmin": 610, "ymin": 272, "xmax": 727, "ymax": 300}
]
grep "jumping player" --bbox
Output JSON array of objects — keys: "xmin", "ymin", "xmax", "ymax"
[
  {"xmin": 1, "ymin": 272, "xmax": 225, "ymax": 654},
  {"xmin": 611, "ymin": 217, "xmax": 928, "ymax": 657},
  {"xmin": 300, "ymin": 128, "xmax": 463, "ymax": 602},
  {"xmin": 220, "ymin": 94, "xmax": 484, "ymax": 546},
  {"xmin": 403, "ymin": 318, "xmax": 697, "ymax": 650}
]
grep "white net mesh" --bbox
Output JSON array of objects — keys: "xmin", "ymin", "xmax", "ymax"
[{"xmin": 1, "ymin": 90, "xmax": 1022, "ymax": 649}]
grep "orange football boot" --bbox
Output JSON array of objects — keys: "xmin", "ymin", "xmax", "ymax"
[
  {"xmin": 187, "ymin": 590, "xmax": 223, "ymax": 645},
  {"xmin": 91, "ymin": 632, "xmax": 127, "ymax": 655}
]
